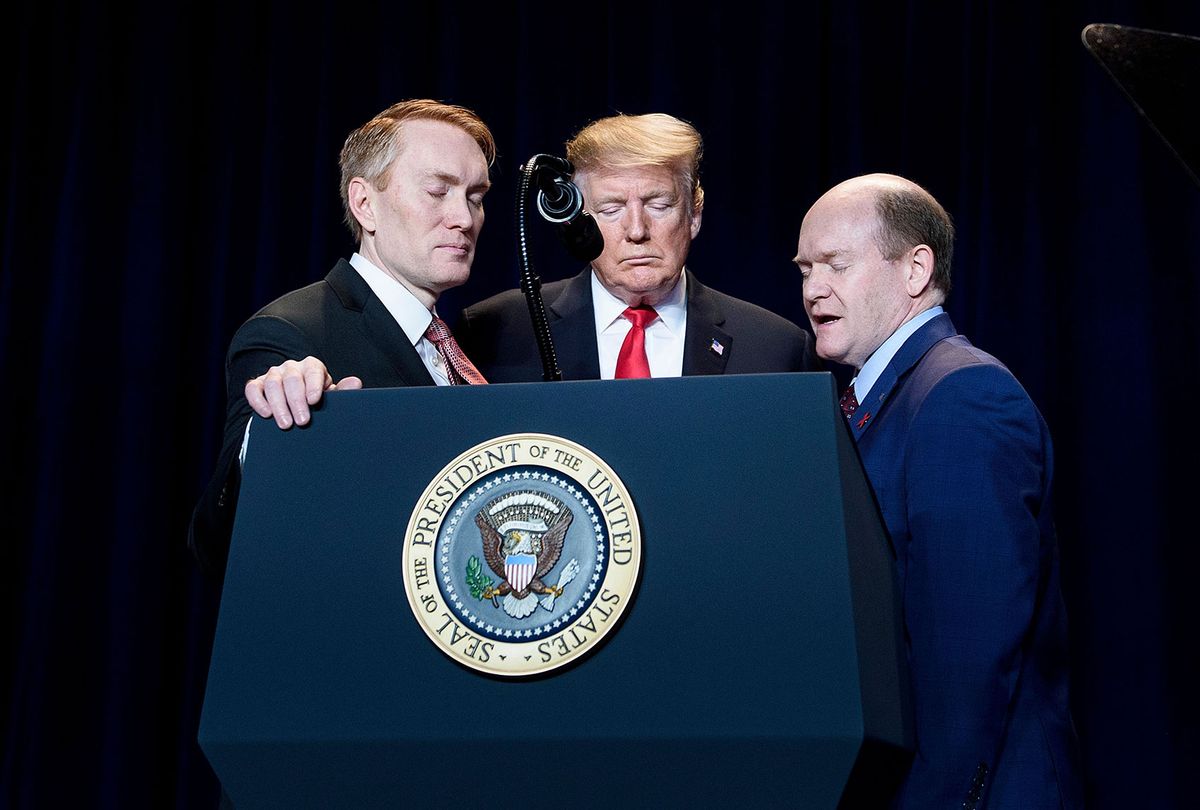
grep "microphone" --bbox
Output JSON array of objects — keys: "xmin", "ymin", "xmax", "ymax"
[{"xmin": 531, "ymin": 156, "xmax": 604, "ymax": 264}]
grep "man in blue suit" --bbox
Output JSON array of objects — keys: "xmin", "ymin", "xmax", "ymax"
[{"xmin": 794, "ymin": 174, "xmax": 1083, "ymax": 808}]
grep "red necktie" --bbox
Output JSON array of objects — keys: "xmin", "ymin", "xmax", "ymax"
[
  {"xmin": 425, "ymin": 316, "xmax": 488, "ymax": 385},
  {"xmin": 615, "ymin": 306, "xmax": 658, "ymax": 379},
  {"xmin": 839, "ymin": 384, "xmax": 859, "ymax": 419}
]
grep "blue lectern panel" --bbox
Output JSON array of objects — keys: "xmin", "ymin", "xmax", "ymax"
[{"xmin": 200, "ymin": 373, "xmax": 906, "ymax": 807}]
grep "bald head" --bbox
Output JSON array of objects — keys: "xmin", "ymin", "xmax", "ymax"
[
  {"xmin": 808, "ymin": 174, "xmax": 954, "ymax": 297},
  {"xmin": 817, "ymin": 172, "xmax": 921, "ymax": 200},
  {"xmin": 795, "ymin": 174, "xmax": 954, "ymax": 368}
]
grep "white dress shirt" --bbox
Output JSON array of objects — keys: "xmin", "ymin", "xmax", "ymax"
[
  {"xmin": 592, "ymin": 269, "xmax": 688, "ymax": 379},
  {"xmin": 850, "ymin": 305, "xmax": 944, "ymax": 402}
]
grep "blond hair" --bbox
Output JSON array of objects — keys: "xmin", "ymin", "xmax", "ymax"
[
  {"xmin": 566, "ymin": 113, "xmax": 704, "ymax": 213},
  {"xmin": 338, "ymin": 99, "xmax": 496, "ymax": 241}
]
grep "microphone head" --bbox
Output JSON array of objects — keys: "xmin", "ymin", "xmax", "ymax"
[
  {"xmin": 523, "ymin": 153, "xmax": 603, "ymax": 263},
  {"xmin": 536, "ymin": 180, "xmax": 584, "ymax": 222},
  {"xmin": 535, "ymin": 154, "xmax": 574, "ymax": 176},
  {"xmin": 557, "ymin": 212, "xmax": 604, "ymax": 264}
]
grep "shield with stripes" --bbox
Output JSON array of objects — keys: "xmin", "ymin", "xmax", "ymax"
[{"xmin": 505, "ymin": 553, "xmax": 537, "ymax": 593}]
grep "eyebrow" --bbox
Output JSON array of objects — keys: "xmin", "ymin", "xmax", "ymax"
[
  {"xmin": 421, "ymin": 170, "xmax": 491, "ymax": 191},
  {"xmin": 592, "ymin": 188, "xmax": 678, "ymax": 205},
  {"xmin": 794, "ymin": 248, "xmax": 848, "ymax": 265}
]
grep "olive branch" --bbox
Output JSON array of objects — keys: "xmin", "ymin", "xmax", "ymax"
[{"xmin": 465, "ymin": 555, "xmax": 493, "ymax": 600}]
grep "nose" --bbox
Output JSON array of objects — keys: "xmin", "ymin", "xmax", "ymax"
[
  {"xmin": 444, "ymin": 193, "xmax": 474, "ymax": 230},
  {"xmin": 622, "ymin": 201, "xmax": 649, "ymax": 242},
  {"xmin": 802, "ymin": 268, "xmax": 830, "ymax": 304}
]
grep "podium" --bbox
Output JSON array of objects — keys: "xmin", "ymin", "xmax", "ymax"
[{"xmin": 199, "ymin": 373, "xmax": 913, "ymax": 807}]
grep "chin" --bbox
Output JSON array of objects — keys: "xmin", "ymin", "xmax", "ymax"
[
  {"xmin": 434, "ymin": 268, "xmax": 471, "ymax": 290},
  {"xmin": 627, "ymin": 270, "xmax": 676, "ymax": 291},
  {"xmin": 815, "ymin": 343, "xmax": 845, "ymax": 365}
]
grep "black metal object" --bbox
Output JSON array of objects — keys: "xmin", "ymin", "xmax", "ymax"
[
  {"xmin": 515, "ymin": 154, "xmax": 605, "ymax": 382},
  {"xmin": 1083, "ymin": 23, "xmax": 1200, "ymax": 187},
  {"xmin": 516, "ymin": 155, "xmax": 563, "ymax": 381}
]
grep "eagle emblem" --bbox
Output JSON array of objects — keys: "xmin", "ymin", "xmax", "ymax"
[{"xmin": 469, "ymin": 490, "xmax": 579, "ymax": 619}]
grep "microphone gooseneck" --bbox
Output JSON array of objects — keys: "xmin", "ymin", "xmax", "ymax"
[
  {"xmin": 516, "ymin": 155, "xmax": 564, "ymax": 382},
  {"xmin": 515, "ymin": 153, "xmax": 607, "ymax": 381}
]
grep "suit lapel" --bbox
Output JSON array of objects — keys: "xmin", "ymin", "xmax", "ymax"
[
  {"xmin": 850, "ymin": 313, "xmax": 958, "ymax": 441},
  {"xmin": 681, "ymin": 271, "xmax": 732, "ymax": 375},
  {"xmin": 325, "ymin": 259, "xmax": 436, "ymax": 386},
  {"xmin": 546, "ymin": 269, "xmax": 602, "ymax": 380}
]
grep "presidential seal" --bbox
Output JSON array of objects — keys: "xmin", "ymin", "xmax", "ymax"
[{"xmin": 402, "ymin": 433, "xmax": 641, "ymax": 676}]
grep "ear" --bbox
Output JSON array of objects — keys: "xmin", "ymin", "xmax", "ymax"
[
  {"xmin": 905, "ymin": 244, "xmax": 935, "ymax": 298},
  {"xmin": 347, "ymin": 177, "xmax": 377, "ymax": 236},
  {"xmin": 689, "ymin": 203, "xmax": 703, "ymax": 240}
]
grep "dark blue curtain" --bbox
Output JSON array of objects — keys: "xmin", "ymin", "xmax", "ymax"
[{"xmin": 4, "ymin": 0, "xmax": 1197, "ymax": 806}]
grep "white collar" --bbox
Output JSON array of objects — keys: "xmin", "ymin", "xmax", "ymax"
[
  {"xmin": 590, "ymin": 269, "xmax": 687, "ymax": 334},
  {"xmin": 349, "ymin": 252, "xmax": 433, "ymax": 345},
  {"xmin": 853, "ymin": 305, "xmax": 944, "ymax": 402}
]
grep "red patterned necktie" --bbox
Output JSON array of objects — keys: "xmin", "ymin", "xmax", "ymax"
[
  {"xmin": 614, "ymin": 306, "xmax": 658, "ymax": 379},
  {"xmin": 424, "ymin": 316, "xmax": 488, "ymax": 385},
  {"xmin": 839, "ymin": 383, "xmax": 859, "ymax": 419}
]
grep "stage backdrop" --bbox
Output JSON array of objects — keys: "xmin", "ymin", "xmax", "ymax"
[{"xmin": 3, "ymin": 0, "xmax": 1198, "ymax": 806}]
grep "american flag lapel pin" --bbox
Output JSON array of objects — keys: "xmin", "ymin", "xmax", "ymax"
[{"xmin": 709, "ymin": 338, "xmax": 725, "ymax": 356}]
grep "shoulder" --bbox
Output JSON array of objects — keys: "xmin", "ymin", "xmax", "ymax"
[
  {"xmin": 722, "ymin": 294, "xmax": 807, "ymax": 338},
  {"xmin": 229, "ymin": 276, "xmax": 350, "ymax": 358},
  {"xmin": 904, "ymin": 337, "xmax": 1049, "ymax": 458},
  {"xmin": 698, "ymin": 283, "xmax": 806, "ymax": 335},
  {"xmin": 252, "ymin": 277, "xmax": 343, "ymax": 323},
  {"xmin": 692, "ymin": 282, "xmax": 812, "ymax": 364},
  {"xmin": 244, "ymin": 259, "xmax": 369, "ymax": 330},
  {"xmin": 457, "ymin": 288, "xmax": 533, "ymax": 351},
  {"xmin": 460, "ymin": 286, "xmax": 532, "ymax": 322},
  {"xmin": 457, "ymin": 277, "xmax": 578, "ymax": 350},
  {"xmin": 914, "ymin": 337, "xmax": 1027, "ymax": 402},
  {"xmin": 462, "ymin": 276, "xmax": 575, "ymax": 321}
]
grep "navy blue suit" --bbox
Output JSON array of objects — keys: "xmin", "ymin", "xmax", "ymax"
[{"xmin": 850, "ymin": 313, "xmax": 1082, "ymax": 808}]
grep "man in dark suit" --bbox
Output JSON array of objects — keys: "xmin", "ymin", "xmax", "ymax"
[
  {"xmin": 190, "ymin": 99, "xmax": 495, "ymax": 577},
  {"xmin": 794, "ymin": 174, "xmax": 1082, "ymax": 808},
  {"xmin": 456, "ymin": 113, "xmax": 815, "ymax": 380}
]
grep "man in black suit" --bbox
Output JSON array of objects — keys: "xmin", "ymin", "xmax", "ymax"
[
  {"xmin": 456, "ymin": 113, "xmax": 814, "ymax": 380},
  {"xmin": 190, "ymin": 99, "xmax": 495, "ymax": 577}
]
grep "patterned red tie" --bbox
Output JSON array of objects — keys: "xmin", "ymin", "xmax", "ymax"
[
  {"xmin": 425, "ymin": 316, "xmax": 488, "ymax": 385},
  {"xmin": 839, "ymin": 383, "xmax": 859, "ymax": 419},
  {"xmin": 614, "ymin": 306, "xmax": 658, "ymax": 379}
]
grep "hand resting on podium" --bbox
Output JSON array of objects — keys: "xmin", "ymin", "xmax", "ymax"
[{"xmin": 244, "ymin": 355, "xmax": 362, "ymax": 430}]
